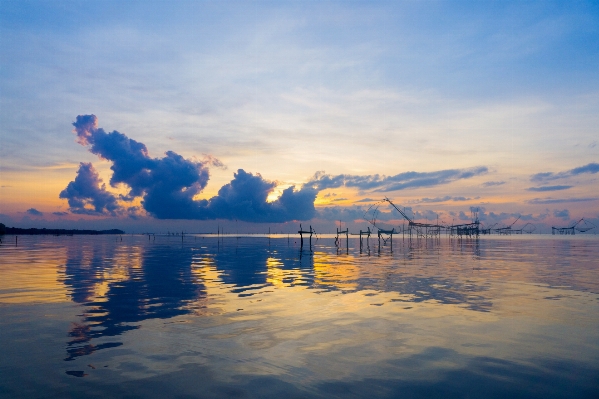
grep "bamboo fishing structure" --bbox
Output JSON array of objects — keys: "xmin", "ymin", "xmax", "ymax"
[{"xmin": 552, "ymin": 218, "xmax": 596, "ymax": 235}]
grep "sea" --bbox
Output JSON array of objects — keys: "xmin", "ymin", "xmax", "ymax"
[{"xmin": 1, "ymin": 234, "xmax": 598, "ymax": 398}]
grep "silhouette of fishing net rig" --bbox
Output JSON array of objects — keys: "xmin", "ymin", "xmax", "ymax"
[
  {"xmin": 363, "ymin": 198, "xmax": 445, "ymax": 239},
  {"xmin": 363, "ymin": 200, "xmax": 540, "ymax": 238},
  {"xmin": 552, "ymin": 218, "xmax": 596, "ymax": 235}
]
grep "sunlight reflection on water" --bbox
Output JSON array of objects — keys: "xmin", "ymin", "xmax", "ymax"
[{"xmin": 1, "ymin": 234, "xmax": 598, "ymax": 398}]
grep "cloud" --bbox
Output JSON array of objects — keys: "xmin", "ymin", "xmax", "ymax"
[
  {"xmin": 481, "ymin": 181, "xmax": 505, "ymax": 187},
  {"xmin": 526, "ymin": 185, "xmax": 572, "ymax": 192},
  {"xmin": 26, "ymin": 208, "xmax": 43, "ymax": 216},
  {"xmin": 308, "ymin": 166, "xmax": 488, "ymax": 192},
  {"xmin": 453, "ymin": 207, "xmax": 549, "ymax": 224},
  {"xmin": 59, "ymin": 162, "xmax": 123, "ymax": 216},
  {"xmin": 528, "ymin": 197, "xmax": 599, "ymax": 204},
  {"xmin": 201, "ymin": 154, "xmax": 227, "ymax": 169},
  {"xmin": 413, "ymin": 209, "xmax": 440, "ymax": 220},
  {"xmin": 52, "ymin": 211, "xmax": 69, "ymax": 216},
  {"xmin": 354, "ymin": 198, "xmax": 376, "ymax": 202},
  {"xmin": 530, "ymin": 162, "xmax": 599, "ymax": 182},
  {"xmin": 317, "ymin": 203, "xmax": 414, "ymax": 224},
  {"xmin": 317, "ymin": 206, "xmax": 371, "ymax": 222},
  {"xmin": 456, "ymin": 211, "xmax": 471, "ymax": 221},
  {"xmin": 201, "ymin": 169, "xmax": 317, "ymax": 223},
  {"xmin": 553, "ymin": 209, "xmax": 570, "ymax": 220},
  {"xmin": 66, "ymin": 115, "xmax": 316, "ymax": 222},
  {"xmin": 409, "ymin": 196, "xmax": 471, "ymax": 204},
  {"xmin": 72, "ymin": 114, "xmax": 209, "ymax": 202}
]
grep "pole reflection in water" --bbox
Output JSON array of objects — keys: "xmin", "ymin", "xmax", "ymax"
[{"xmin": 0, "ymin": 234, "xmax": 598, "ymax": 398}]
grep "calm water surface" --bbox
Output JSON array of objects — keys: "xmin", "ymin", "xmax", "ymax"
[{"xmin": 1, "ymin": 234, "xmax": 598, "ymax": 398}]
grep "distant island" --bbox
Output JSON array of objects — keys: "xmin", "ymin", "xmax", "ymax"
[{"xmin": 0, "ymin": 223, "xmax": 124, "ymax": 235}]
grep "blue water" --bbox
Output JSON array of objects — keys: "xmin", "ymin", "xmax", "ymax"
[{"xmin": 1, "ymin": 234, "xmax": 598, "ymax": 398}]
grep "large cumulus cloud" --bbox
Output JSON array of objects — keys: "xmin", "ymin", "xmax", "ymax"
[{"xmin": 63, "ymin": 115, "xmax": 316, "ymax": 222}]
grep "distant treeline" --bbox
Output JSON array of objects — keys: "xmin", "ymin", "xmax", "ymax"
[{"xmin": 0, "ymin": 223, "xmax": 124, "ymax": 235}]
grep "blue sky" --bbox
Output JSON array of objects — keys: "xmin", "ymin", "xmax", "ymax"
[{"xmin": 1, "ymin": 1, "xmax": 598, "ymax": 232}]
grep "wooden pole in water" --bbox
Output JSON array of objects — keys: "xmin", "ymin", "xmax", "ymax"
[
  {"xmin": 359, "ymin": 231, "xmax": 362, "ymax": 252},
  {"xmin": 346, "ymin": 228, "xmax": 348, "ymax": 249}
]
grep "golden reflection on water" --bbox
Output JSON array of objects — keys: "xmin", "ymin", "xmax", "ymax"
[
  {"xmin": 0, "ymin": 239, "xmax": 68, "ymax": 304},
  {"xmin": 314, "ymin": 252, "xmax": 360, "ymax": 291},
  {"xmin": 266, "ymin": 257, "xmax": 286, "ymax": 288}
]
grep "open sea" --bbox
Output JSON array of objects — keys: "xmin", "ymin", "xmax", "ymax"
[{"xmin": 1, "ymin": 234, "xmax": 598, "ymax": 398}]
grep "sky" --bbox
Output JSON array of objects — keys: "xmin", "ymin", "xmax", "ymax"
[{"xmin": 0, "ymin": 0, "xmax": 598, "ymax": 233}]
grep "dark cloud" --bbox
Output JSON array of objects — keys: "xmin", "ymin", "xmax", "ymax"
[
  {"xmin": 65, "ymin": 115, "xmax": 316, "ymax": 222},
  {"xmin": 354, "ymin": 198, "xmax": 376, "ymax": 202},
  {"xmin": 528, "ymin": 197, "xmax": 598, "ymax": 204},
  {"xmin": 553, "ymin": 209, "xmax": 570, "ymax": 220},
  {"xmin": 53, "ymin": 212, "xmax": 69, "ymax": 216},
  {"xmin": 72, "ymin": 114, "xmax": 210, "ymax": 202},
  {"xmin": 201, "ymin": 169, "xmax": 317, "ymax": 223},
  {"xmin": 482, "ymin": 181, "xmax": 505, "ymax": 187},
  {"xmin": 26, "ymin": 208, "xmax": 43, "ymax": 216},
  {"xmin": 530, "ymin": 162, "xmax": 599, "ymax": 182},
  {"xmin": 526, "ymin": 185, "xmax": 572, "ymax": 192},
  {"xmin": 59, "ymin": 162, "xmax": 123, "ymax": 216},
  {"xmin": 308, "ymin": 166, "xmax": 488, "ymax": 192},
  {"xmin": 570, "ymin": 163, "xmax": 599, "ymax": 175},
  {"xmin": 331, "ymin": 198, "xmax": 348, "ymax": 202}
]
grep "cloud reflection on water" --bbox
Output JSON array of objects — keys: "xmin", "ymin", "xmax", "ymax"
[
  {"xmin": 58, "ymin": 236, "xmax": 498, "ymax": 361},
  {"xmin": 62, "ymin": 242, "xmax": 206, "ymax": 360}
]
